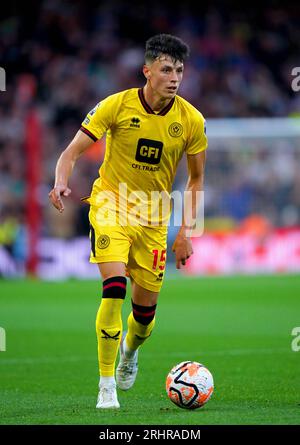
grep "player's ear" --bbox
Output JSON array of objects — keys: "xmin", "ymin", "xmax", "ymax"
[{"xmin": 143, "ymin": 65, "xmax": 151, "ymax": 80}]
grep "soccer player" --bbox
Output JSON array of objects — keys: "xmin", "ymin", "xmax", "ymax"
[{"xmin": 49, "ymin": 34, "xmax": 207, "ymax": 409}]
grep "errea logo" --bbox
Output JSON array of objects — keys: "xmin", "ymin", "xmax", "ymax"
[
  {"xmin": 156, "ymin": 272, "xmax": 164, "ymax": 281},
  {"xmin": 130, "ymin": 117, "xmax": 140, "ymax": 128}
]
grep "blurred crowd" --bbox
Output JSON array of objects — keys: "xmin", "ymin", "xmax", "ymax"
[
  {"xmin": 204, "ymin": 138, "xmax": 300, "ymax": 227},
  {"xmin": 0, "ymin": 0, "xmax": 300, "ymax": 265}
]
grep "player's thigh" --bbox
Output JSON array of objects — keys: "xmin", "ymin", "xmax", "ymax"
[
  {"xmin": 128, "ymin": 225, "xmax": 168, "ymax": 294},
  {"xmin": 89, "ymin": 205, "xmax": 131, "ymax": 266},
  {"xmin": 97, "ymin": 262, "xmax": 126, "ymax": 280}
]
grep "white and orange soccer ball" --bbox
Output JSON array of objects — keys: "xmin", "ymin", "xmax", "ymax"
[{"xmin": 166, "ymin": 361, "xmax": 214, "ymax": 409}]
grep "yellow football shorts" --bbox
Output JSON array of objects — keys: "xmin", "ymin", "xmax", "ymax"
[{"xmin": 88, "ymin": 204, "xmax": 168, "ymax": 292}]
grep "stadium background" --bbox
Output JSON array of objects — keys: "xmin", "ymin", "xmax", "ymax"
[{"xmin": 1, "ymin": 0, "xmax": 300, "ymax": 425}]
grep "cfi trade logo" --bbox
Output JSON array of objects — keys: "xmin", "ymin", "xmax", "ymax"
[{"xmin": 135, "ymin": 138, "xmax": 163, "ymax": 164}]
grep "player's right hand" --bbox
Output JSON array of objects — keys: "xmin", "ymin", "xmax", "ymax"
[{"xmin": 48, "ymin": 185, "xmax": 71, "ymax": 213}]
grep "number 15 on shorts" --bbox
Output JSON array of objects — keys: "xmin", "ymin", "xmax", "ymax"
[{"xmin": 152, "ymin": 249, "xmax": 166, "ymax": 271}]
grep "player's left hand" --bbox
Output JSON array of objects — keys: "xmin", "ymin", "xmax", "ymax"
[{"xmin": 172, "ymin": 232, "xmax": 193, "ymax": 269}]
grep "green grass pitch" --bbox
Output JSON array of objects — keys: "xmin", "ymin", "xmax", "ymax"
[{"xmin": 0, "ymin": 274, "xmax": 300, "ymax": 425}]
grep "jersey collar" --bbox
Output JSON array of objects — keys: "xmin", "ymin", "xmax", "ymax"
[{"xmin": 138, "ymin": 88, "xmax": 175, "ymax": 116}]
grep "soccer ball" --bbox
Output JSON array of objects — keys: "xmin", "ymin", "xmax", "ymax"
[{"xmin": 166, "ymin": 361, "xmax": 214, "ymax": 409}]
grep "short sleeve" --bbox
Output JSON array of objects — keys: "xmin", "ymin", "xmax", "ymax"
[
  {"xmin": 185, "ymin": 115, "xmax": 208, "ymax": 155},
  {"xmin": 80, "ymin": 94, "xmax": 119, "ymax": 141}
]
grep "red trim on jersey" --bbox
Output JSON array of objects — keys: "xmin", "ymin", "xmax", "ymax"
[
  {"xmin": 80, "ymin": 126, "xmax": 98, "ymax": 141},
  {"xmin": 138, "ymin": 88, "xmax": 175, "ymax": 116},
  {"xmin": 138, "ymin": 88, "xmax": 154, "ymax": 114},
  {"xmin": 159, "ymin": 96, "xmax": 175, "ymax": 115}
]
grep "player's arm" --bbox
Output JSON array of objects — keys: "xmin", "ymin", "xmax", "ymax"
[
  {"xmin": 172, "ymin": 150, "xmax": 206, "ymax": 269},
  {"xmin": 49, "ymin": 130, "xmax": 94, "ymax": 212}
]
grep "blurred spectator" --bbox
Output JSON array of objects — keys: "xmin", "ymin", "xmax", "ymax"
[{"xmin": 0, "ymin": 0, "xmax": 299, "ymax": 265}]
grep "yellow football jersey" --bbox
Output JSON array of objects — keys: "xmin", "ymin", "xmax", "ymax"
[{"xmin": 81, "ymin": 88, "xmax": 207, "ymax": 226}]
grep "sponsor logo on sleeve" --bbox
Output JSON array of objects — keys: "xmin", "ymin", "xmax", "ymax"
[{"xmin": 88, "ymin": 102, "xmax": 100, "ymax": 116}]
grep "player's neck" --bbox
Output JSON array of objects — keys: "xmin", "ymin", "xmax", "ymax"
[{"xmin": 142, "ymin": 85, "xmax": 172, "ymax": 113}]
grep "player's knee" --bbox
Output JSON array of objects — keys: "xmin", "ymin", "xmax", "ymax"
[
  {"xmin": 102, "ymin": 276, "xmax": 127, "ymax": 300},
  {"xmin": 132, "ymin": 301, "xmax": 157, "ymax": 326}
]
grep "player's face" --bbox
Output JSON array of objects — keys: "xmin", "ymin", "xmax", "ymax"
[{"xmin": 145, "ymin": 55, "xmax": 184, "ymax": 99}]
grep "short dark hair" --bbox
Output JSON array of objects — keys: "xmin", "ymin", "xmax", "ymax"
[{"xmin": 145, "ymin": 34, "xmax": 190, "ymax": 64}]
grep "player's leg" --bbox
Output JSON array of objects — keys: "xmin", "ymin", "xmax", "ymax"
[
  {"xmin": 125, "ymin": 280, "xmax": 158, "ymax": 355},
  {"xmin": 116, "ymin": 225, "xmax": 167, "ymax": 391},
  {"xmin": 95, "ymin": 262, "xmax": 126, "ymax": 409},
  {"xmin": 126, "ymin": 225, "xmax": 167, "ymax": 354},
  {"xmin": 96, "ymin": 263, "xmax": 126, "ymax": 379},
  {"xmin": 88, "ymin": 204, "xmax": 132, "ymax": 408},
  {"xmin": 116, "ymin": 281, "xmax": 159, "ymax": 391}
]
